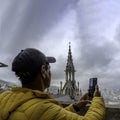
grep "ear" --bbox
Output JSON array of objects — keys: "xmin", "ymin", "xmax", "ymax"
[{"xmin": 41, "ymin": 65, "xmax": 46, "ymax": 79}]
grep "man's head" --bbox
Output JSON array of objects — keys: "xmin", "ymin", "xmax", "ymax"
[{"xmin": 12, "ymin": 48, "xmax": 56, "ymax": 89}]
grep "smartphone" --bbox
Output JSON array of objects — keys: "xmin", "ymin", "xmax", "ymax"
[{"xmin": 88, "ymin": 78, "xmax": 97, "ymax": 98}]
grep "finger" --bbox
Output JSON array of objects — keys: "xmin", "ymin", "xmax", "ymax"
[
  {"xmin": 99, "ymin": 91, "xmax": 101, "ymax": 96},
  {"xmin": 95, "ymin": 84, "xmax": 99, "ymax": 91},
  {"xmin": 77, "ymin": 100, "xmax": 92, "ymax": 107},
  {"xmin": 80, "ymin": 93, "xmax": 88, "ymax": 100},
  {"xmin": 85, "ymin": 100, "xmax": 91, "ymax": 104},
  {"xmin": 82, "ymin": 100, "xmax": 91, "ymax": 104}
]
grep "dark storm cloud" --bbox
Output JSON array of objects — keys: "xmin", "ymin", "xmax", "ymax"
[
  {"xmin": 73, "ymin": 0, "xmax": 119, "ymax": 70},
  {"xmin": 0, "ymin": 0, "xmax": 76, "ymax": 83},
  {"xmin": 80, "ymin": 38, "xmax": 117, "ymax": 69},
  {"xmin": 0, "ymin": 0, "xmax": 75, "ymax": 54},
  {"xmin": 1, "ymin": 0, "xmax": 120, "ymax": 90},
  {"xmin": 114, "ymin": 23, "xmax": 120, "ymax": 45},
  {"xmin": 68, "ymin": 0, "xmax": 120, "ymax": 89},
  {"xmin": 51, "ymin": 55, "xmax": 66, "ymax": 80}
]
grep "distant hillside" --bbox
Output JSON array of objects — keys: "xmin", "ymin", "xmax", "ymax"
[
  {"xmin": 0, "ymin": 79, "xmax": 16, "ymax": 87},
  {"xmin": 48, "ymin": 86, "xmax": 59, "ymax": 94}
]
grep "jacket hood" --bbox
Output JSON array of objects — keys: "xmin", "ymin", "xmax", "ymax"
[{"xmin": 0, "ymin": 87, "xmax": 52, "ymax": 120}]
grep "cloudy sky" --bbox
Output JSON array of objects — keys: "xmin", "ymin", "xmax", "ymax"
[{"xmin": 0, "ymin": 0, "xmax": 120, "ymax": 90}]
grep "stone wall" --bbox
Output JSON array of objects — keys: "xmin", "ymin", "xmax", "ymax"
[
  {"xmin": 105, "ymin": 107, "xmax": 120, "ymax": 120},
  {"xmin": 62, "ymin": 104, "xmax": 120, "ymax": 120},
  {"xmin": 78, "ymin": 107, "xmax": 120, "ymax": 120}
]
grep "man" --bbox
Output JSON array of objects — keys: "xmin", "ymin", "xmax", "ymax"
[{"xmin": 0, "ymin": 48, "xmax": 105, "ymax": 120}]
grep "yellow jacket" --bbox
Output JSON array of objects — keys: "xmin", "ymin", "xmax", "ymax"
[{"xmin": 0, "ymin": 87, "xmax": 105, "ymax": 120}]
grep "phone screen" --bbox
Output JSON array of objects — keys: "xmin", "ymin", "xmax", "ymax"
[
  {"xmin": 89, "ymin": 78, "xmax": 97, "ymax": 98},
  {"xmin": 90, "ymin": 80, "xmax": 93, "ymax": 87}
]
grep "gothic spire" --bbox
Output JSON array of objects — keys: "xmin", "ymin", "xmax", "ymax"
[
  {"xmin": 67, "ymin": 42, "xmax": 73, "ymax": 66},
  {"xmin": 59, "ymin": 43, "xmax": 79, "ymax": 100},
  {"xmin": 65, "ymin": 42, "xmax": 75, "ymax": 82}
]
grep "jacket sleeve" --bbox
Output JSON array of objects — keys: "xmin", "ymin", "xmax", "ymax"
[
  {"xmin": 40, "ymin": 97, "xmax": 105, "ymax": 120},
  {"xmin": 64, "ymin": 104, "xmax": 77, "ymax": 113},
  {"xmin": 83, "ymin": 97, "xmax": 106, "ymax": 120}
]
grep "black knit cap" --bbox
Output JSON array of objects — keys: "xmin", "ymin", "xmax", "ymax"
[{"xmin": 12, "ymin": 48, "xmax": 56, "ymax": 73}]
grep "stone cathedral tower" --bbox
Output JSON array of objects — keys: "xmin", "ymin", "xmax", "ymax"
[{"xmin": 59, "ymin": 43, "xmax": 79, "ymax": 100}]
